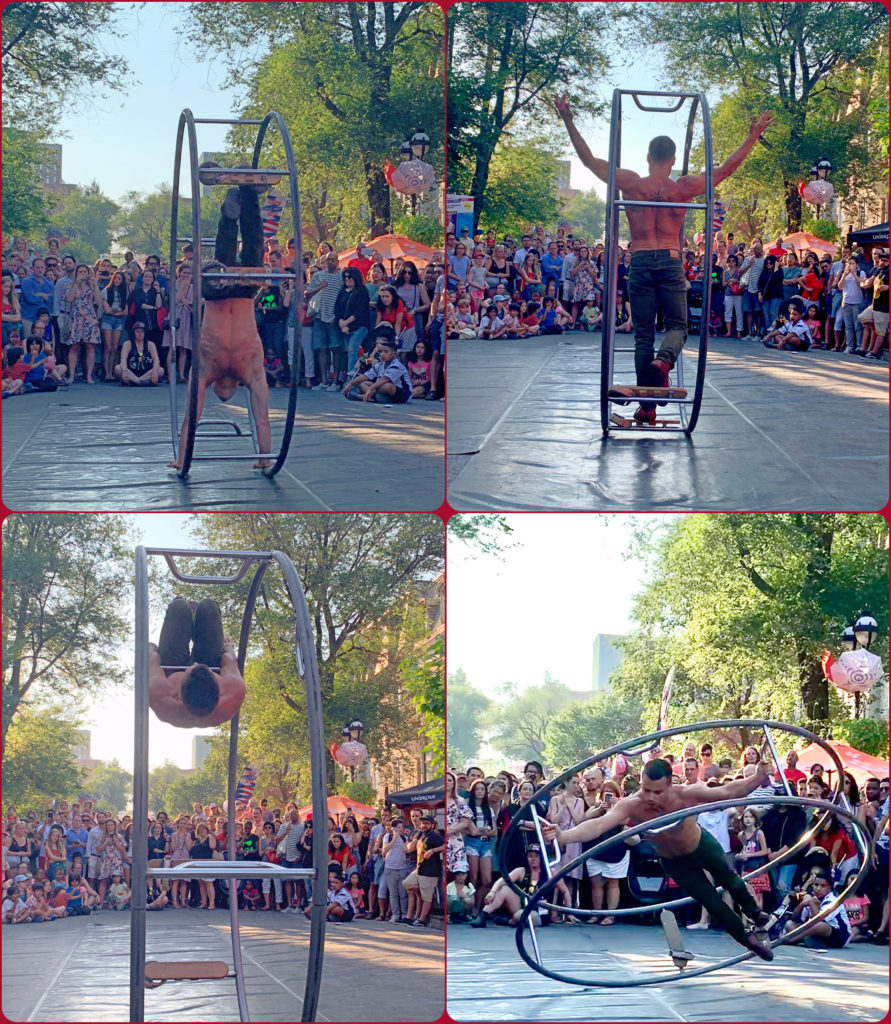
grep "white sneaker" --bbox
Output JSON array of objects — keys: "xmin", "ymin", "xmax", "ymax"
[
  {"xmin": 312, "ymin": 383, "xmax": 327, "ymax": 391},
  {"xmin": 686, "ymin": 921, "xmax": 709, "ymax": 929},
  {"xmin": 326, "ymin": 383, "xmax": 339, "ymax": 391}
]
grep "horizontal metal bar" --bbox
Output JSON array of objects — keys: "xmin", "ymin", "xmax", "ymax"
[
  {"xmin": 614, "ymin": 200, "xmax": 708, "ymax": 210},
  {"xmin": 160, "ymin": 665, "xmax": 221, "ymax": 672},
  {"xmin": 202, "ymin": 272, "xmax": 295, "ymax": 280},
  {"xmin": 609, "ymin": 396, "xmax": 696, "ymax": 405},
  {"xmin": 196, "ymin": 419, "xmax": 246, "ymax": 429},
  {"xmin": 609, "ymin": 426, "xmax": 685, "ymax": 432},
  {"xmin": 177, "ymin": 238, "xmax": 217, "ymax": 244},
  {"xmin": 200, "ymin": 167, "xmax": 291, "ymax": 176},
  {"xmin": 144, "ymin": 548, "xmax": 274, "ymax": 558},
  {"xmin": 161, "ymin": 552, "xmax": 258, "ymax": 585},
  {"xmin": 191, "ymin": 453, "xmax": 278, "ymax": 461},
  {"xmin": 621, "ymin": 90, "xmax": 700, "ymax": 99},
  {"xmin": 193, "ymin": 118, "xmax": 264, "ymax": 125},
  {"xmin": 191, "ymin": 433, "xmax": 254, "ymax": 440},
  {"xmin": 148, "ymin": 862, "xmax": 316, "ymax": 880}
]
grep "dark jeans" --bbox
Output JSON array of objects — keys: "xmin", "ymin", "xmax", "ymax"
[
  {"xmin": 203, "ymin": 187, "xmax": 264, "ymax": 301},
  {"xmin": 627, "ymin": 250, "xmax": 688, "ymax": 380},
  {"xmin": 263, "ymin": 320, "xmax": 288, "ymax": 366},
  {"xmin": 662, "ymin": 830, "xmax": 760, "ymax": 946},
  {"xmin": 159, "ymin": 597, "xmax": 224, "ymax": 669}
]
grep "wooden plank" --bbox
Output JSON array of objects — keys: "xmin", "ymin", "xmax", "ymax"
[{"xmin": 145, "ymin": 960, "xmax": 230, "ymax": 981}]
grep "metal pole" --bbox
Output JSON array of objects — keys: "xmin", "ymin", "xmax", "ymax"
[
  {"xmin": 129, "ymin": 547, "xmax": 149, "ymax": 1022},
  {"xmin": 763, "ymin": 724, "xmax": 793, "ymax": 796}
]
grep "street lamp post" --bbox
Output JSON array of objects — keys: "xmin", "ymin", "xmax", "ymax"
[{"xmin": 407, "ymin": 127, "xmax": 430, "ymax": 217}]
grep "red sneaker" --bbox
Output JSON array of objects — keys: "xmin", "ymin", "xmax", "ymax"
[
  {"xmin": 649, "ymin": 357, "xmax": 672, "ymax": 404},
  {"xmin": 633, "ymin": 405, "xmax": 656, "ymax": 426}
]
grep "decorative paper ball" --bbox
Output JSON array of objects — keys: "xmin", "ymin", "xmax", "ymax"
[
  {"xmin": 825, "ymin": 648, "xmax": 884, "ymax": 694},
  {"xmin": 801, "ymin": 179, "xmax": 835, "ymax": 206},
  {"xmin": 334, "ymin": 741, "xmax": 368, "ymax": 767},
  {"xmin": 391, "ymin": 159, "xmax": 436, "ymax": 196}
]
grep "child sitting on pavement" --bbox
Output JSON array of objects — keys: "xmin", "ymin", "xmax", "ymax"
[
  {"xmin": 107, "ymin": 872, "xmax": 131, "ymax": 910},
  {"xmin": 763, "ymin": 299, "xmax": 812, "ymax": 351},
  {"xmin": 804, "ymin": 305, "xmax": 824, "ymax": 348},
  {"xmin": 447, "ymin": 865, "xmax": 475, "ymax": 923},
  {"xmin": 580, "ymin": 295, "xmax": 603, "ymax": 332}
]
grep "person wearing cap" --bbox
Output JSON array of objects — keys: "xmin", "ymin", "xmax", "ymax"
[
  {"xmin": 446, "ymin": 862, "xmax": 475, "ymax": 923},
  {"xmin": 469, "ymin": 843, "xmax": 548, "ymax": 928},
  {"xmin": 116, "ymin": 322, "xmax": 161, "ymax": 386},
  {"xmin": 762, "ymin": 298, "xmax": 813, "ymax": 351},
  {"xmin": 169, "ymin": 174, "xmax": 276, "ymax": 470},
  {"xmin": 402, "ymin": 814, "xmax": 444, "ymax": 927},
  {"xmin": 342, "ymin": 323, "xmax": 412, "ymax": 403},
  {"xmin": 147, "ymin": 597, "xmax": 246, "ymax": 728}
]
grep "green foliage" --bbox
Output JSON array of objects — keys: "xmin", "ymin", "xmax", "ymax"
[
  {"xmin": 162, "ymin": 761, "xmax": 228, "ymax": 817},
  {"xmin": 560, "ymin": 189, "xmax": 606, "ymax": 244},
  {"xmin": 632, "ymin": 2, "xmax": 887, "ymax": 231},
  {"xmin": 339, "ymin": 780, "xmax": 378, "ymax": 807},
  {"xmin": 391, "ymin": 214, "xmax": 446, "ymax": 248},
  {"xmin": 448, "ymin": 514, "xmax": 514, "ymax": 555},
  {"xmin": 401, "ymin": 634, "xmax": 445, "ymax": 774},
  {"xmin": 1, "ymin": 128, "xmax": 56, "ymax": 242},
  {"xmin": 2, "ymin": 3, "xmax": 129, "ymax": 127},
  {"xmin": 446, "ymin": 669, "xmax": 491, "ymax": 765},
  {"xmin": 833, "ymin": 719, "xmax": 890, "ymax": 759},
  {"xmin": 448, "ymin": 2, "xmax": 611, "ymax": 224},
  {"xmin": 3, "ymin": 711, "xmax": 83, "ymax": 809},
  {"xmin": 187, "ymin": 2, "xmax": 444, "ymax": 238},
  {"xmin": 2, "ymin": 514, "xmax": 135, "ymax": 744},
  {"xmin": 84, "ymin": 759, "xmax": 133, "ymax": 817},
  {"xmin": 485, "ymin": 675, "xmax": 576, "ymax": 763},
  {"xmin": 48, "ymin": 183, "xmax": 120, "ymax": 264},
  {"xmin": 543, "ymin": 690, "xmax": 644, "ymax": 772},
  {"xmin": 147, "ymin": 761, "xmax": 189, "ymax": 813},
  {"xmin": 474, "ymin": 139, "xmax": 562, "ymax": 238},
  {"xmin": 802, "ymin": 218, "xmax": 841, "ymax": 243},
  {"xmin": 611, "ymin": 514, "xmax": 889, "ymax": 744},
  {"xmin": 115, "ymin": 188, "xmax": 220, "ymax": 262}
]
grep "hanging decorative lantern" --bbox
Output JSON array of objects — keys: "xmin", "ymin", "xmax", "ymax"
[
  {"xmin": 336, "ymin": 740, "xmax": 368, "ymax": 767},
  {"xmin": 822, "ymin": 648, "xmax": 884, "ymax": 694}
]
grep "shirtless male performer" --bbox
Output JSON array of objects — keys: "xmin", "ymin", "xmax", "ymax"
[
  {"xmin": 148, "ymin": 597, "xmax": 246, "ymax": 728},
  {"xmin": 541, "ymin": 757, "xmax": 775, "ymax": 960},
  {"xmin": 555, "ymin": 94, "xmax": 773, "ymax": 424},
  {"xmin": 169, "ymin": 173, "xmax": 276, "ymax": 469}
]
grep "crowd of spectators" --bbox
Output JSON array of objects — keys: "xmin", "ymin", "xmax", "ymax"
[
  {"xmin": 443, "ymin": 225, "xmax": 888, "ymax": 360},
  {"xmin": 2, "ymin": 234, "xmax": 449, "ymax": 405},
  {"xmin": 445, "ymin": 746, "xmax": 889, "ymax": 954},
  {"xmin": 2, "ymin": 794, "xmax": 444, "ymax": 929}
]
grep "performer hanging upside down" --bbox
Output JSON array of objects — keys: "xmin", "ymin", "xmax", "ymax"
[
  {"xmin": 554, "ymin": 94, "xmax": 772, "ymax": 425},
  {"xmin": 542, "ymin": 758, "xmax": 776, "ymax": 960},
  {"xmin": 148, "ymin": 597, "xmax": 246, "ymax": 728},
  {"xmin": 169, "ymin": 171, "xmax": 276, "ymax": 470}
]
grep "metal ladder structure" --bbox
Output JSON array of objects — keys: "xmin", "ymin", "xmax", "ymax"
[
  {"xmin": 130, "ymin": 547, "xmax": 327, "ymax": 1022},
  {"xmin": 600, "ymin": 90, "xmax": 714, "ymax": 436},
  {"xmin": 168, "ymin": 111, "xmax": 303, "ymax": 478}
]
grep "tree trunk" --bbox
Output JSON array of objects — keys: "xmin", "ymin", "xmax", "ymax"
[
  {"xmin": 470, "ymin": 145, "xmax": 494, "ymax": 229},
  {"xmin": 365, "ymin": 164, "xmax": 391, "ymax": 229},
  {"xmin": 799, "ymin": 651, "xmax": 829, "ymax": 724},
  {"xmin": 784, "ymin": 178, "xmax": 803, "ymax": 232}
]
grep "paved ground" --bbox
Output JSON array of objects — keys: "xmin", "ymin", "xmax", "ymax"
[
  {"xmin": 447, "ymin": 920, "xmax": 889, "ymax": 1022},
  {"xmin": 446, "ymin": 332, "xmax": 889, "ymax": 511},
  {"xmin": 2, "ymin": 383, "xmax": 444, "ymax": 512},
  {"xmin": 2, "ymin": 906, "xmax": 443, "ymax": 1022}
]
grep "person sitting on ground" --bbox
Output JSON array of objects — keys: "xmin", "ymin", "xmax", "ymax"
[
  {"xmin": 116, "ymin": 322, "xmax": 161, "ymax": 386},
  {"xmin": 169, "ymin": 172, "xmax": 275, "ymax": 470},
  {"xmin": 543, "ymin": 757, "xmax": 776, "ymax": 960},
  {"xmin": 264, "ymin": 348, "xmax": 287, "ymax": 388},
  {"xmin": 580, "ymin": 295, "xmax": 602, "ymax": 331},
  {"xmin": 762, "ymin": 299, "xmax": 812, "ymax": 350},
  {"xmin": 342, "ymin": 324, "xmax": 412, "ymax": 404},
  {"xmin": 148, "ymin": 597, "xmax": 247, "ymax": 728},
  {"xmin": 447, "ymin": 863, "xmax": 476, "ymax": 923},
  {"xmin": 2, "ymin": 346, "xmax": 28, "ymax": 396},
  {"xmin": 781, "ymin": 869, "xmax": 850, "ymax": 948},
  {"xmin": 804, "ymin": 305, "xmax": 824, "ymax": 348},
  {"xmin": 470, "ymin": 843, "xmax": 549, "ymax": 928}
]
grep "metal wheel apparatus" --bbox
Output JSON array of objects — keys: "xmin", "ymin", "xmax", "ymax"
[
  {"xmin": 130, "ymin": 547, "xmax": 327, "ymax": 1022},
  {"xmin": 601, "ymin": 90, "xmax": 713, "ymax": 436},
  {"xmin": 168, "ymin": 110, "xmax": 303, "ymax": 478},
  {"xmin": 502, "ymin": 719, "xmax": 874, "ymax": 988}
]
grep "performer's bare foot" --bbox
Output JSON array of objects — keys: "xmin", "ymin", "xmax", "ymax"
[
  {"xmin": 168, "ymin": 458, "xmax": 183, "ymax": 470},
  {"xmin": 254, "ymin": 458, "xmax": 272, "ymax": 470}
]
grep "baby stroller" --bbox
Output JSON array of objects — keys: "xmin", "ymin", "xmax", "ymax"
[{"xmin": 687, "ymin": 278, "xmax": 704, "ymax": 334}]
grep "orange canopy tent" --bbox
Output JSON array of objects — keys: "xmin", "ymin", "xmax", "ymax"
[
  {"xmin": 338, "ymin": 234, "xmax": 437, "ymax": 272},
  {"xmin": 297, "ymin": 794, "xmax": 377, "ymax": 822},
  {"xmin": 782, "ymin": 231, "xmax": 838, "ymax": 257},
  {"xmin": 795, "ymin": 740, "xmax": 889, "ymax": 786}
]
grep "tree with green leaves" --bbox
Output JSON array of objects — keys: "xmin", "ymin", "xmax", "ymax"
[
  {"xmin": 84, "ymin": 759, "xmax": 133, "ymax": 817},
  {"xmin": 148, "ymin": 761, "xmax": 190, "ymax": 813},
  {"xmin": 632, "ymin": 2, "xmax": 887, "ymax": 231},
  {"xmin": 3, "ymin": 710, "xmax": 83, "ymax": 810},
  {"xmin": 1, "ymin": 128, "xmax": 56, "ymax": 241},
  {"xmin": 473, "ymin": 138, "xmax": 562, "ymax": 238},
  {"xmin": 447, "ymin": 3, "xmax": 610, "ymax": 226},
  {"xmin": 162, "ymin": 760, "xmax": 227, "ymax": 816},
  {"xmin": 448, "ymin": 514, "xmax": 514, "ymax": 555},
  {"xmin": 612, "ymin": 514, "xmax": 888, "ymax": 744},
  {"xmin": 48, "ymin": 183, "xmax": 120, "ymax": 264},
  {"xmin": 186, "ymin": 2, "xmax": 444, "ymax": 237},
  {"xmin": 542, "ymin": 689, "xmax": 644, "ymax": 772},
  {"xmin": 485, "ymin": 675, "xmax": 575, "ymax": 764},
  {"xmin": 560, "ymin": 189, "xmax": 607, "ymax": 244},
  {"xmin": 2, "ymin": 514, "xmax": 134, "ymax": 745},
  {"xmin": 115, "ymin": 188, "xmax": 220, "ymax": 261},
  {"xmin": 446, "ymin": 669, "xmax": 491, "ymax": 766}
]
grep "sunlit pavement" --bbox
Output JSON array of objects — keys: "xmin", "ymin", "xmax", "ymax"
[
  {"xmin": 2, "ymin": 383, "xmax": 444, "ymax": 512},
  {"xmin": 446, "ymin": 332, "xmax": 888, "ymax": 511},
  {"xmin": 447, "ymin": 919, "xmax": 889, "ymax": 1022}
]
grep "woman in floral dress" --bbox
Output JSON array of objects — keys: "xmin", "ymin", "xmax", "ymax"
[
  {"xmin": 446, "ymin": 770, "xmax": 473, "ymax": 873},
  {"xmin": 65, "ymin": 264, "xmax": 103, "ymax": 384}
]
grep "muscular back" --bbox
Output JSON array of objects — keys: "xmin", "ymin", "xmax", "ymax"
[{"xmin": 618, "ymin": 172, "xmax": 703, "ymax": 252}]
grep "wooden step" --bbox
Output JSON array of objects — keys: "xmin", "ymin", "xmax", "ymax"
[
  {"xmin": 198, "ymin": 168, "xmax": 284, "ymax": 186},
  {"xmin": 608, "ymin": 385, "xmax": 687, "ymax": 399},
  {"xmin": 610, "ymin": 412, "xmax": 680, "ymax": 429},
  {"xmin": 145, "ymin": 960, "xmax": 230, "ymax": 984}
]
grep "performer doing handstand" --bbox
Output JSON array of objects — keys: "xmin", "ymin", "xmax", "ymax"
[
  {"xmin": 169, "ymin": 173, "xmax": 276, "ymax": 470},
  {"xmin": 542, "ymin": 758, "xmax": 775, "ymax": 960},
  {"xmin": 148, "ymin": 597, "xmax": 246, "ymax": 727},
  {"xmin": 555, "ymin": 95, "xmax": 772, "ymax": 425}
]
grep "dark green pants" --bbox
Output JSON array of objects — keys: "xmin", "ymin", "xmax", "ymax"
[
  {"xmin": 627, "ymin": 250, "xmax": 688, "ymax": 380},
  {"xmin": 662, "ymin": 829, "xmax": 759, "ymax": 946},
  {"xmin": 203, "ymin": 187, "xmax": 264, "ymax": 301},
  {"xmin": 159, "ymin": 598, "xmax": 224, "ymax": 670}
]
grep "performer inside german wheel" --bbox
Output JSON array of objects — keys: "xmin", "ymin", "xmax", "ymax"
[
  {"xmin": 169, "ymin": 172, "xmax": 275, "ymax": 470},
  {"xmin": 541, "ymin": 758, "xmax": 776, "ymax": 960},
  {"xmin": 554, "ymin": 95, "xmax": 772, "ymax": 425}
]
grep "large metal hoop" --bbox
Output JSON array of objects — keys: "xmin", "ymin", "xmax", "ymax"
[
  {"xmin": 501, "ymin": 719, "xmax": 844, "ymax": 921},
  {"xmin": 513, "ymin": 794, "xmax": 872, "ymax": 988},
  {"xmin": 168, "ymin": 110, "xmax": 302, "ymax": 479}
]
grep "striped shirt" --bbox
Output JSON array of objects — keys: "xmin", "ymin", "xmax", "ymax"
[{"xmin": 275, "ymin": 820, "xmax": 305, "ymax": 862}]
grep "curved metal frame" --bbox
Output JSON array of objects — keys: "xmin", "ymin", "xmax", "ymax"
[
  {"xmin": 600, "ymin": 90, "xmax": 713, "ymax": 437},
  {"xmin": 131, "ymin": 547, "xmax": 326, "ymax": 1022},
  {"xmin": 514, "ymin": 795, "xmax": 871, "ymax": 988},
  {"xmin": 168, "ymin": 110, "xmax": 303, "ymax": 479}
]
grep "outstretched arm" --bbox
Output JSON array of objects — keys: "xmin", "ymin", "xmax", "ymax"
[
  {"xmin": 541, "ymin": 798, "xmax": 631, "ymax": 848},
  {"xmin": 678, "ymin": 111, "xmax": 773, "ymax": 196},
  {"xmin": 682, "ymin": 761, "xmax": 772, "ymax": 806},
  {"xmin": 555, "ymin": 94, "xmax": 639, "ymax": 189}
]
